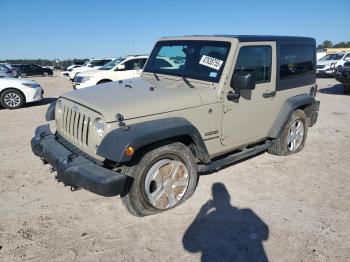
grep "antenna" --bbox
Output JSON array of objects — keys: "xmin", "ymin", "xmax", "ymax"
[{"xmin": 132, "ymin": 36, "xmax": 135, "ymax": 81}]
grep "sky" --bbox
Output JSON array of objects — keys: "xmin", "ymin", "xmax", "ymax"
[{"xmin": 1, "ymin": 0, "xmax": 349, "ymax": 59}]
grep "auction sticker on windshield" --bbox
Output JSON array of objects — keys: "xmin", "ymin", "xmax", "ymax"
[{"xmin": 199, "ymin": 55, "xmax": 223, "ymax": 70}]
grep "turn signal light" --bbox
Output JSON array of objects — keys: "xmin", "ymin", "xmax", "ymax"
[{"xmin": 125, "ymin": 146, "xmax": 135, "ymax": 157}]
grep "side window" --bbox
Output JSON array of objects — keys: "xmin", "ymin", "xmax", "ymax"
[
  {"xmin": 124, "ymin": 59, "xmax": 145, "ymax": 70},
  {"xmin": 123, "ymin": 59, "xmax": 135, "ymax": 70},
  {"xmin": 101, "ymin": 60, "xmax": 111, "ymax": 66},
  {"xmin": 234, "ymin": 46, "xmax": 272, "ymax": 84},
  {"xmin": 90, "ymin": 60, "xmax": 103, "ymax": 67},
  {"xmin": 139, "ymin": 58, "xmax": 147, "ymax": 68},
  {"xmin": 280, "ymin": 45, "xmax": 315, "ymax": 80},
  {"xmin": 344, "ymin": 53, "xmax": 350, "ymax": 61}
]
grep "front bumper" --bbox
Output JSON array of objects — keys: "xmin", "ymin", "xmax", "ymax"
[
  {"xmin": 31, "ymin": 125, "xmax": 129, "ymax": 197},
  {"xmin": 316, "ymin": 69, "xmax": 333, "ymax": 75}
]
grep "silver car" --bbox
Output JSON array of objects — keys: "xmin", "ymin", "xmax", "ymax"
[{"xmin": 0, "ymin": 63, "xmax": 17, "ymax": 78}]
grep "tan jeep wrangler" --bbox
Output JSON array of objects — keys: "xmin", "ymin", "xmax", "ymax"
[{"xmin": 32, "ymin": 35, "xmax": 320, "ymax": 216}]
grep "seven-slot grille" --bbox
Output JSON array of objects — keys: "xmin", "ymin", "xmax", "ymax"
[{"xmin": 61, "ymin": 105, "xmax": 91, "ymax": 147}]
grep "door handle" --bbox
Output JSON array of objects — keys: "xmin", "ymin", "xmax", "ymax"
[{"xmin": 262, "ymin": 91, "xmax": 276, "ymax": 98}]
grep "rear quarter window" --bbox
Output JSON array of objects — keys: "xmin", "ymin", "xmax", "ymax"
[{"xmin": 280, "ymin": 45, "xmax": 315, "ymax": 79}]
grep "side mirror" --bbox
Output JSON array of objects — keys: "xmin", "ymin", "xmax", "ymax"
[
  {"xmin": 231, "ymin": 71, "xmax": 256, "ymax": 90},
  {"xmin": 116, "ymin": 64, "xmax": 126, "ymax": 71}
]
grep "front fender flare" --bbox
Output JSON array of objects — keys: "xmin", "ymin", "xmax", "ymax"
[
  {"xmin": 45, "ymin": 101, "xmax": 56, "ymax": 121},
  {"xmin": 97, "ymin": 117, "xmax": 211, "ymax": 164}
]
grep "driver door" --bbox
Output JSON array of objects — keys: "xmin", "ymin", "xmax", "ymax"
[{"xmin": 221, "ymin": 42, "xmax": 277, "ymax": 148}]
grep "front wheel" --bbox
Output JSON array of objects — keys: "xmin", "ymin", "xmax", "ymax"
[
  {"xmin": 268, "ymin": 109, "xmax": 308, "ymax": 156},
  {"xmin": 121, "ymin": 142, "xmax": 198, "ymax": 216},
  {"xmin": 0, "ymin": 89, "xmax": 25, "ymax": 109}
]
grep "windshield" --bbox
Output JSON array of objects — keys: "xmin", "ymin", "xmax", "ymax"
[
  {"xmin": 99, "ymin": 58, "xmax": 125, "ymax": 70},
  {"xmin": 319, "ymin": 54, "xmax": 344, "ymax": 61},
  {"xmin": 82, "ymin": 60, "xmax": 90, "ymax": 66},
  {"xmin": 143, "ymin": 40, "xmax": 231, "ymax": 83}
]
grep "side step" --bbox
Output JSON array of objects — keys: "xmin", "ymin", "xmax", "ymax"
[{"xmin": 197, "ymin": 140, "xmax": 273, "ymax": 173}]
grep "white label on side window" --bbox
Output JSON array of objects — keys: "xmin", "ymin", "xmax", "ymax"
[{"xmin": 199, "ymin": 55, "xmax": 223, "ymax": 70}]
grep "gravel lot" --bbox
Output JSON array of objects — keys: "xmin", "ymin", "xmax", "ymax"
[{"xmin": 0, "ymin": 74, "xmax": 349, "ymax": 262}]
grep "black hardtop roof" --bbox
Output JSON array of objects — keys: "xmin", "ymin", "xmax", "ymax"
[{"xmin": 173, "ymin": 35, "xmax": 315, "ymax": 44}]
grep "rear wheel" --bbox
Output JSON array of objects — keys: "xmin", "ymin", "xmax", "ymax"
[
  {"xmin": 97, "ymin": 79, "xmax": 112, "ymax": 85},
  {"xmin": 0, "ymin": 89, "xmax": 25, "ymax": 109},
  {"xmin": 268, "ymin": 109, "xmax": 308, "ymax": 156},
  {"xmin": 121, "ymin": 142, "xmax": 198, "ymax": 216}
]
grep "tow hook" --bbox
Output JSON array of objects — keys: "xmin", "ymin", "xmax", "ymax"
[{"xmin": 70, "ymin": 186, "xmax": 81, "ymax": 192}]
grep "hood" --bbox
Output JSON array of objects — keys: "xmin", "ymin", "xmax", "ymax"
[
  {"xmin": 76, "ymin": 69, "xmax": 108, "ymax": 77},
  {"xmin": 61, "ymin": 78, "xmax": 205, "ymax": 122},
  {"xmin": 72, "ymin": 66, "xmax": 100, "ymax": 73},
  {"xmin": 0, "ymin": 78, "xmax": 37, "ymax": 85},
  {"xmin": 317, "ymin": 60, "xmax": 339, "ymax": 66}
]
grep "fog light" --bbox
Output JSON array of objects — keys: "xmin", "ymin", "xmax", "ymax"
[{"xmin": 125, "ymin": 146, "xmax": 135, "ymax": 157}]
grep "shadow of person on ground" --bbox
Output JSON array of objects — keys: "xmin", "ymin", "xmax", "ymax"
[
  {"xmin": 318, "ymin": 83, "xmax": 347, "ymax": 95},
  {"xmin": 183, "ymin": 183, "xmax": 269, "ymax": 262}
]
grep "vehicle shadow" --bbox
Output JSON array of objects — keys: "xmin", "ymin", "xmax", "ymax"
[
  {"xmin": 183, "ymin": 183, "xmax": 269, "ymax": 262},
  {"xmin": 319, "ymin": 83, "xmax": 347, "ymax": 95},
  {"xmin": 0, "ymin": 97, "xmax": 57, "ymax": 110},
  {"xmin": 24, "ymin": 97, "xmax": 57, "ymax": 108}
]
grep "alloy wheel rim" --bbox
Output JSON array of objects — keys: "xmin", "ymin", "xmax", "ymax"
[
  {"xmin": 145, "ymin": 159, "xmax": 189, "ymax": 209},
  {"xmin": 287, "ymin": 119, "xmax": 304, "ymax": 152},
  {"xmin": 4, "ymin": 93, "xmax": 21, "ymax": 107}
]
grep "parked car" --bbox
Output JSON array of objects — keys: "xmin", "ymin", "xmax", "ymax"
[
  {"xmin": 17, "ymin": 64, "xmax": 53, "ymax": 77},
  {"xmin": 73, "ymin": 56, "xmax": 148, "ymax": 89},
  {"xmin": 0, "ymin": 78, "xmax": 43, "ymax": 109},
  {"xmin": 68, "ymin": 58, "xmax": 114, "ymax": 80},
  {"xmin": 31, "ymin": 35, "xmax": 319, "ymax": 216},
  {"xmin": 333, "ymin": 61, "xmax": 350, "ymax": 94},
  {"xmin": 62, "ymin": 65, "xmax": 82, "ymax": 77},
  {"xmin": 316, "ymin": 52, "xmax": 350, "ymax": 76},
  {"xmin": 0, "ymin": 63, "xmax": 18, "ymax": 78}
]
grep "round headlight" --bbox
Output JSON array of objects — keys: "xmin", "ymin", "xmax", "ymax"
[
  {"xmin": 94, "ymin": 118, "xmax": 105, "ymax": 138},
  {"xmin": 57, "ymin": 100, "xmax": 63, "ymax": 114}
]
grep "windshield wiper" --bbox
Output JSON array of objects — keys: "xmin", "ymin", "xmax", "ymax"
[
  {"xmin": 153, "ymin": 72, "xmax": 160, "ymax": 81},
  {"xmin": 181, "ymin": 74, "xmax": 194, "ymax": 88}
]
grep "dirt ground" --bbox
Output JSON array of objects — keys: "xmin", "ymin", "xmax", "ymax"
[{"xmin": 0, "ymin": 74, "xmax": 349, "ymax": 262}]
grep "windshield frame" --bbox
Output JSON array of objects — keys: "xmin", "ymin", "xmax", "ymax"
[{"xmin": 143, "ymin": 40, "xmax": 231, "ymax": 83}]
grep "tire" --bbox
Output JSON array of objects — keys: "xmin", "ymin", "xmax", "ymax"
[
  {"xmin": 121, "ymin": 142, "xmax": 198, "ymax": 217},
  {"xmin": 0, "ymin": 89, "xmax": 25, "ymax": 109},
  {"xmin": 343, "ymin": 84, "xmax": 350, "ymax": 94},
  {"xmin": 268, "ymin": 109, "xmax": 308, "ymax": 156}
]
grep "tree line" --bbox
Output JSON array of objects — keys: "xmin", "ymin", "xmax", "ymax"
[
  {"xmin": 317, "ymin": 40, "xmax": 350, "ymax": 51},
  {"xmin": 0, "ymin": 59, "xmax": 87, "ymax": 69}
]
